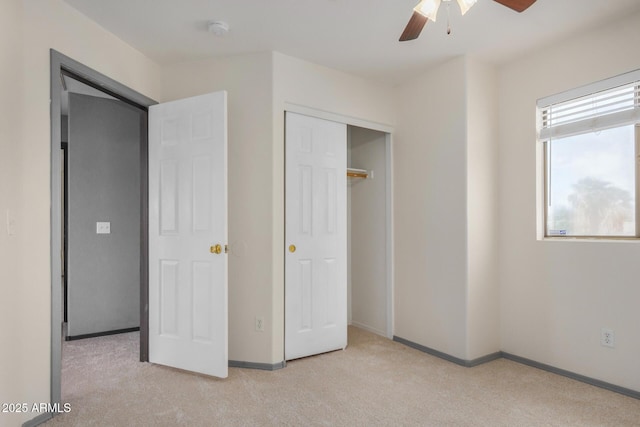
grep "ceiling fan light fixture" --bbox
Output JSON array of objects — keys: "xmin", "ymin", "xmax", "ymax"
[
  {"xmin": 414, "ymin": 0, "xmax": 442, "ymax": 22},
  {"xmin": 400, "ymin": 0, "xmax": 537, "ymax": 42},
  {"xmin": 456, "ymin": 0, "xmax": 478, "ymax": 15}
]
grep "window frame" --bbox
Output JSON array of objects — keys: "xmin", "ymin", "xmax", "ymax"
[{"xmin": 538, "ymin": 68, "xmax": 640, "ymax": 240}]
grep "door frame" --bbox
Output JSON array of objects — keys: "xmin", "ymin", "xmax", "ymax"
[
  {"xmin": 49, "ymin": 50, "xmax": 157, "ymax": 407},
  {"xmin": 283, "ymin": 103, "xmax": 395, "ymax": 340}
]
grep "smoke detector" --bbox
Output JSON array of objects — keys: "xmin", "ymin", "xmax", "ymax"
[{"xmin": 208, "ymin": 21, "xmax": 229, "ymax": 36}]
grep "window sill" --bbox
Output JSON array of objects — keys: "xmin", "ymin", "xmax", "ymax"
[{"xmin": 542, "ymin": 236, "xmax": 640, "ymax": 243}]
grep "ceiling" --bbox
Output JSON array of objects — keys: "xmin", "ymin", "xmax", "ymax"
[{"xmin": 63, "ymin": 0, "xmax": 640, "ymax": 85}]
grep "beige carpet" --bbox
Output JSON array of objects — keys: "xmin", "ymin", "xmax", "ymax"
[{"xmin": 43, "ymin": 327, "xmax": 640, "ymax": 426}]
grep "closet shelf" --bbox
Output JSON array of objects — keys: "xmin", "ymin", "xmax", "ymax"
[{"xmin": 347, "ymin": 168, "xmax": 368, "ymax": 179}]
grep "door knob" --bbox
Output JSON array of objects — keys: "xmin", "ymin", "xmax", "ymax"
[
  {"xmin": 210, "ymin": 244, "xmax": 222, "ymax": 254},
  {"xmin": 289, "ymin": 244, "xmax": 296, "ymax": 253}
]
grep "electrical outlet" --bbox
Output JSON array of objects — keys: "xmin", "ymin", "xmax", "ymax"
[
  {"xmin": 255, "ymin": 317, "xmax": 264, "ymax": 332},
  {"xmin": 601, "ymin": 328, "xmax": 615, "ymax": 348}
]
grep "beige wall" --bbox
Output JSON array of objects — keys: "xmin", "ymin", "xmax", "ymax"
[
  {"xmin": 393, "ymin": 56, "xmax": 500, "ymax": 362},
  {"xmin": 272, "ymin": 52, "xmax": 396, "ymax": 128},
  {"xmin": 161, "ymin": 53, "xmax": 276, "ymax": 364},
  {"xmin": 498, "ymin": 11, "xmax": 640, "ymax": 390},
  {"xmin": 466, "ymin": 58, "xmax": 500, "ymax": 359},
  {"xmin": 0, "ymin": 1, "xmax": 25, "ymax": 426},
  {"xmin": 393, "ymin": 57, "xmax": 469, "ymax": 360},
  {"xmin": 2, "ymin": 1, "xmax": 162, "ymax": 424}
]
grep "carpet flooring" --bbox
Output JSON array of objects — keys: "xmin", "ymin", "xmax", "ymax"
[{"xmin": 43, "ymin": 327, "xmax": 640, "ymax": 426}]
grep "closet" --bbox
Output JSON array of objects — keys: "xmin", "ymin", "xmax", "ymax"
[{"xmin": 285, "ymin": 112, "xmax": 391, "ymax": 361}]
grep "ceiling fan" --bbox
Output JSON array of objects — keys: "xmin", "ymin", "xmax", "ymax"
[{"xmin": 399, "ymin": 0, "xmax": 537, "ymax": 41}]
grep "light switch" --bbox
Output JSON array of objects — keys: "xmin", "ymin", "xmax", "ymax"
[{"xmin": 96, "ymin": 222, "xmax": 111, "ymax": 234}]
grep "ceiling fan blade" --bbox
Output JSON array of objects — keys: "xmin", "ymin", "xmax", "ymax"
[
  {"xmin": 493, "ymin": 0, "xmax": 537, "ymax": 13},
  {"xmin": 399, "ymin": 11, "xmax": 428, "ymax": 42}
]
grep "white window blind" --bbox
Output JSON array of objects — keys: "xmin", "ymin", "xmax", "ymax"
[{"xmin": 537, "ymin": 69, "xmax": 640, "ymax": 141}]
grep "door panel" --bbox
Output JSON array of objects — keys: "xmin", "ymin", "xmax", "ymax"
[
  {"xmin": 149, "ymin": 91, "xmax": 228, "ymax": 378},
  {"xmin": 285, "ymin": 112, "xmax": 347, "ymax": 360}
]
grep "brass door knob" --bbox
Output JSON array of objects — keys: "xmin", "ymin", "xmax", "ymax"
[
  {"xmin": 210, "ymin": 244, "xmax": 222, "ymax": 254},
  {"xmin": 289, "ymin": 244, "xmax": 296, "ymax": 253}
]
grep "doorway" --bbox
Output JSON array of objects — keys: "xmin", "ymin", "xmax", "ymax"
[
  {"xmin": 62, "ymin": 75, "xmax": 143, "ymax": 341},
  {"xmin": 50, "ymin": 50, "xmax": 157, "ymax": 406},
  {"xmin": 284, "ymin": 108, "xmax": 394, "ymax": 361}
]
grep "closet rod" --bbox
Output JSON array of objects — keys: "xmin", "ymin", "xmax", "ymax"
[{"xmin": 347, "ymin": 168, "xmax": 368, "ymax": 179}]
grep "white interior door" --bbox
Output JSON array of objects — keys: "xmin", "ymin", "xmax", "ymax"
[
  {"xmin": 148, "ymin": 91, "xmax": 228, "ymax": 378},
  {"xmin": 285, "ymin": 112, "xmax": 347, "ymax": 360}
]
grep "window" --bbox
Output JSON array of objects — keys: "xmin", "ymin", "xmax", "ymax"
[{"xmin": 538, "ymin": 70, "xmax": 640, "ymax": 238}]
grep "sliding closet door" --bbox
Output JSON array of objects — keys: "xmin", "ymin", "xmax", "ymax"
[{"xmin": 285, "ymin": 112, "xmax": 347, "ymax": 360}]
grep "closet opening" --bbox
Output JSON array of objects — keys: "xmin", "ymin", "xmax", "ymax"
[{"xmin": 347, "ymin": 125, "xmax": 392, "ymax": 338}]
